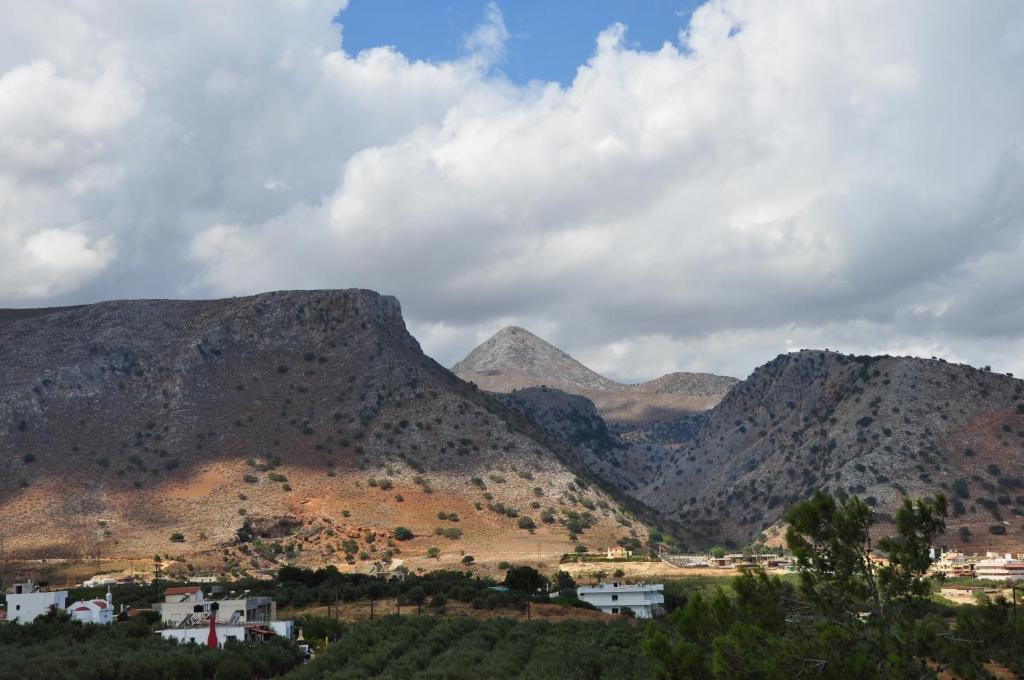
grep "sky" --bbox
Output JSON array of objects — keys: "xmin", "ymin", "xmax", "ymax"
[{"xmin": 1, "ymin": 1, "xmax": 1023, "ymax": 382}]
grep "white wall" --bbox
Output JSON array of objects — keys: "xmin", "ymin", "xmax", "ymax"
[
  {"xmin": 159, "ymin": 626, "xmax": 248, "ymax": 648},
  {"xmin": 5, "ymin": 591, "xmax": 67, "ymax": 624}
]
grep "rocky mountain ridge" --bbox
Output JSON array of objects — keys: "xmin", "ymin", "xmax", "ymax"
[
  {"xmin": 454, "ymin": 327, "xmax": 738, "ymax": 423},
  {"xmin": 0, "ymin": 291, "xmax": 648, "ymax": 573},
  {"xmin": 641, "ymin": 350, "xmax": 1024, "ymax": 548}
]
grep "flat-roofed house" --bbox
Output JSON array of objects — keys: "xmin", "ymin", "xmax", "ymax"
[
  {"xmin": 577, "ymin": 582, "xmax": 664, "ymax": 619},
  {"xmin": 976, "ymin": 555, "xmax": 1024, "ymax": 582},
  {"xmin": 4, "ymin": 582, "xmax": 68, "ymax": 624},
  {"xmin": 153, "ymin": 587, "xmax": 276, "ymax": 627}
]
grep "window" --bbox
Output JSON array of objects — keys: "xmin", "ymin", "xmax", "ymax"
[
  {"xmin": 611, "ymin": 595, "xmax": 618, "ymax": 601},
  {"xmin": 611, "ymin": 608, "xmax": 619, "ymax": 614}
]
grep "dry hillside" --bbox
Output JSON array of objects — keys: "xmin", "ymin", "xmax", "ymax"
[{"xmin": 0, "ymin": 291, "xmax": 647, "ymax": 574}]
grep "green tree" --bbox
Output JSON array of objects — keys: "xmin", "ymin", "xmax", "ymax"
[
  {"xmin": 504, "ymin": 566, "xmax": 547, "ymax": 594},
  {"xmin": 646, "ymin": 492, "xmax": 948, "ymax": 679},
  {"xmin": 555, "ymin": 571, "xmax": 577, "ymax": 591}
]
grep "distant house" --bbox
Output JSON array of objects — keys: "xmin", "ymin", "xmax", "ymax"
[
  {"xmin": 67, "ymin": 592, "xmax": 114, "ymax": 624},
  {"xmin": 154, "ymin": 587, "xmax": 292, "ymax": 648},
  {"xmin": 606, "ymin": 546, "xmax": 630, "ymax": 560},
  {"xmin": 976, "ymin": 554, "xmax": 1024, "ymax": 581},
  {"xmin": 4, "ymin": 582, "xmax": 68, "ymax": 624},
  {"xmin": 153, "ymin": 586, "xmax": 275, "ymax": 626},
  {"xmin": 929, "ymin": 551, "xmax": 974, "ymax": 579},
  {"xmin": 366, "ymin": 561, "xmax": 406, "ymax": 581},
  {"xmin": 577, "ymin": 582, "xmax": 664, "ymax": 619}
]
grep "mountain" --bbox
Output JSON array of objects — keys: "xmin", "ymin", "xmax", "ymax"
[
  {"xmin": 640, "ymin": 350, "xmax": 1024, "ymax": 548},
  {"xmin": 0, "ymin": 291, "xmax": 647, "ymax": 575},
  {"xmin": 454, "ymin": 327, "xmax": 738, "ymax": 423},
  {"xmin": 453, "ymin": 326, "xmax": 619, "ymax": 393},
  {"xmin": 637, "ymin": 372, "xmax": 741, "ymax": 398}
]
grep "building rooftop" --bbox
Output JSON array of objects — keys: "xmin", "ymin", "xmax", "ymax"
[{"xmin": 578, "ymin": 582, "xmax": 664, "ymax": 592}]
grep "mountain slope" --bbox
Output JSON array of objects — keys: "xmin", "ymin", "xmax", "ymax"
[
  {"xmin": 642, "ymin": 350, "xmax": 1024, "ymax": 548},
  {"xmin": 0, "ymin": 291, "xmax": 645, "ymax": 572},
  {"xmin": 454, "ymin": 327, "xmax": 738, "ymax": 423}
]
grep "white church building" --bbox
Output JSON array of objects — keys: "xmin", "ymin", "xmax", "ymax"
[{"xmin": 67, "ymin": 591, "xmax": 114, "ymax": 624}]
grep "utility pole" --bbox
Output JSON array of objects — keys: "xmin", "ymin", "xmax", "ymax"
[
  {"xmin": 0, "ymin": 532, "xmax": 6, "ymax": 592},
  {"xmin": 154, "ymin": 557, "xmax": 162, "ymax": 600}
]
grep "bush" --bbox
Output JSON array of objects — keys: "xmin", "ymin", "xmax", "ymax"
[
  {"xmin": 461, "ymin": 555, "xmax": 475, "ymax": 565},
  {"xmin": 394, "ymin": 527, "xmax": 414, "ymax": 541},
  {"xmin": 989, "ymin": 525, "xmax": 1007, "ymax": 535},
  {"xmin": 517, "ymin": 517, "xmax": 536, "ymax": 531},
  {"xmin": 953, "ymin": 478, "xmax": 970, "ymax": 498},
  {"xmin": 22, "ymin": 453, "xmax": 36, "ymax": 463},
  {"xmin": 575, "ymin": 544, "xmax": 588, "ymax": 554},
  {"xmin": 169, "ymin": 532, "xmax": 185, "ymax": 543}
]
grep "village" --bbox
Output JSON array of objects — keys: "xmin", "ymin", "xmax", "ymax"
[{"xmin": 3, "ymin": 544, "xmax": 1024, "ymax": 637}]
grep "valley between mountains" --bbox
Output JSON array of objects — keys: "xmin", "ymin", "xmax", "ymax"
[{"xmin": 2, "ymin": 289, "xmax": 1023, "ymax": 579}]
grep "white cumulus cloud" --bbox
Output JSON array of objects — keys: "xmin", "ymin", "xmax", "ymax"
[{"xmin": 2, "ymin": 0, "xmax": 1024, "ymax": 379}]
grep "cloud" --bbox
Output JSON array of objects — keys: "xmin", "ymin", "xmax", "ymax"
[
  {"xmin": 463, "ymin": 2, "xmax": 510, "ymax": 67},
  {"xmin": 2, "ymin": 1, "xmax": 1024, "ymax": 379}
]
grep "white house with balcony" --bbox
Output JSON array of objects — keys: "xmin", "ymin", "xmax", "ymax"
[
  {"xmin": 4, "ymin": 581, "xmax": 68, "ymax": 624},
  {"xmin": 152, "ymin": 586, "xmax": 277, "ymax": 626},
  {"xmin": 577, "ymin": 582, "xmax": 664, "ymax": 619}
]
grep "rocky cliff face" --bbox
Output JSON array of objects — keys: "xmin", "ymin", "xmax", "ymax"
[
  {"xmin": 0, "ymin": 291, "xmax": 645, "ymax": 571},
  {"xmin": 642, "ymin": 350, "xmax": 1024, "ymax": 548},
  {"xmin": 454, "ymin": 327, "xmax": 737, "ymax": 423}
]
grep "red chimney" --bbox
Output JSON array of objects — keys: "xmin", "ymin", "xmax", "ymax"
[{"xmin": 207, "ymin": 603, "xmax": 219, "ymax": 649}]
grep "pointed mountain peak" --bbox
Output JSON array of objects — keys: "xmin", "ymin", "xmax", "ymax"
[{"xmin": 453, "ymin": 327, "xmax": 619, "ymax": 392}]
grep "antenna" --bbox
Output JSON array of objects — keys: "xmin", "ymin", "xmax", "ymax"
[{"xmin": 0, "ymin": 532, "xmax": 6, "ymax": 591}]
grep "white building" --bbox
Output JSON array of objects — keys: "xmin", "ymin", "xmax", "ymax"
[
  {"xmin": 153, "ymin": 586, "xmax": 276, "ymax": 626},
  {"xmin": 4, "ymin": 582, "xmax": 68, "ymax": 624},
  {"xmin": 577, "ymin": 582, "xmax": 664, "ymax": 619},
  {"xmin": 976, "ymin": 554, "xmax": 1024, "ymax": 582},
  {"xmin": 67, "ymin": 591, "xmax": 114, "ymax": 624},
  {"xmin": 154, "ymin": 586, "xmax": 291, "ymax": 648},
  {"xmin": 160, "ymin": 624, "xmax": 250, "ymax": 648}
]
